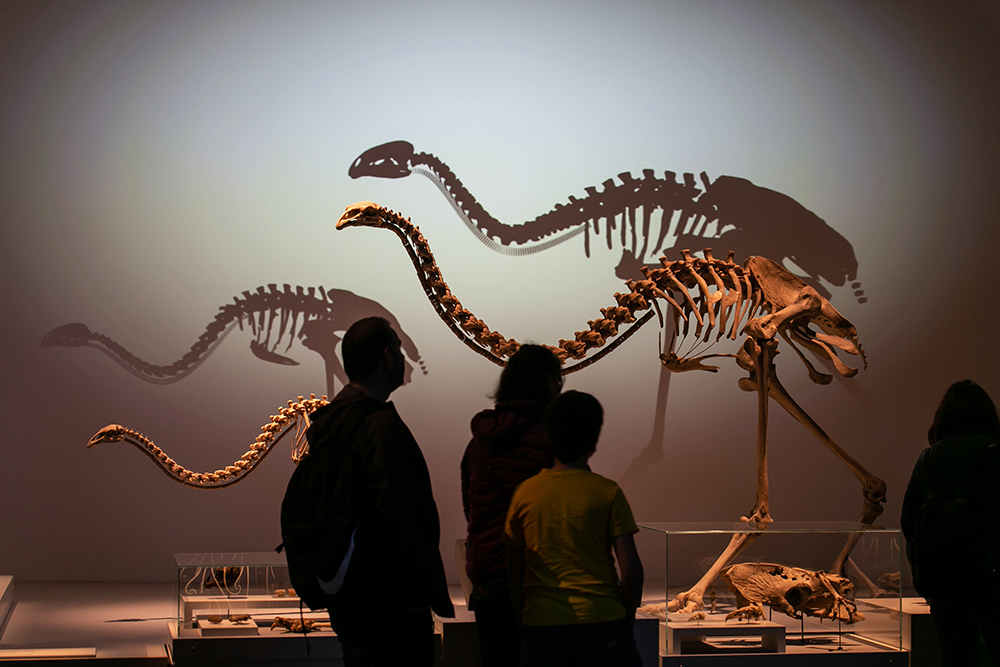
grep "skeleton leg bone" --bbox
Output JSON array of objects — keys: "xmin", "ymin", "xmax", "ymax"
[
  {"xmin": 669, "ymin": 327, "xmax": 883, "ymax": 615},
  {"xmin": 666, "ymin": 528, "xmax": 767, "ymax": 614},
  {"xmin": 746, "ymin": 337, "xmax": 776, "ymax": 523},
  {"xmin": 745, "ymin": 344, "xmax": 886, "ymax": 598},
  {"xmin": 667, "ymin": 337, "xmax": 776, "ymax": 613},
  {"xmin": 763, "ymin": 370, "xmax": 886, "ymax": 525},
  {"xmin": 844, "ymin": 555, "xmax": 889, "ymax": 598}
]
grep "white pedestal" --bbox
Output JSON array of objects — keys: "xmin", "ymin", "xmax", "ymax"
[
  {"xmin": 864, "ymin": 596, "xmax": 939, "ymax": 666},
  {"xmin": 180, "ymin": 594, "xmax": 307, "ymax": 627},
  {"xmin": 197, "ymin": 617, "xmax": 260, "ymax": 637},
  {"xmin": 664, "ymin": 618, "xmax": 786, "ymax": 655}
]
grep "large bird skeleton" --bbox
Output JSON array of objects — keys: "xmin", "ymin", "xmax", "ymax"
[{"xmin": 335, "ymin": 201, "xmax": 887, "ymax": 613}]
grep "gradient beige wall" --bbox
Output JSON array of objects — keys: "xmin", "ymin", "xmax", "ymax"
[{"xmin": 1, "ymin": 0, "xmax": 998, "ymax": 583}]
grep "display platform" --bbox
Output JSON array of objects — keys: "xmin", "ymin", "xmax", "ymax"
[
  {"xmin": 664, "ymin": 617, "xmax": 786, "ymax": 655},
  {"xmin": 866, "ymin": 597, "xmax": 941, "ymax": 667},
  {"xmin": 0, "ymin": 578, "xmax": 933, "ymax": 666},
  {"xmin": 637, "ymin": 522, "xmax": 906, "ymax": 665},
  {"xmin": 647, "ymin": 601, "xmax": 906, "ymax": 665},
  {"xmin": 0, "ymin": 580, "xmax": 172, "ymax": 665}
]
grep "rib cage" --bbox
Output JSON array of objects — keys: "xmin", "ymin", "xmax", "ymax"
[{"xmin": 87, "ymin": 394, "xmax": 329, "ymax": 488}]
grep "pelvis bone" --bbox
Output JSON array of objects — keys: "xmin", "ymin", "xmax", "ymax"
[{"xmin": 721, "ymin": 562, "xmax": 864, "ymax": 624}]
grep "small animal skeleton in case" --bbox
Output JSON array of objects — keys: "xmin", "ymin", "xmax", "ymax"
[{"xmin": 721, "ymin": 563, "xmax": 863, "ymax": 624}]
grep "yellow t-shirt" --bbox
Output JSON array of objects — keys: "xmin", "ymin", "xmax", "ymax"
[{"xmin": 504, "ymin": 468, "xmax": 638, "ymax": 626}]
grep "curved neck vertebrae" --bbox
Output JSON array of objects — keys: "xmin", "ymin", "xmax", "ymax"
[{"xmin": 87, "ymin": 394, "xmax": 328, "ymax": 488}]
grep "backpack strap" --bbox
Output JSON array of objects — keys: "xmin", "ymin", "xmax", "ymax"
[
  {"xmin": 307, "ymin": 397, "xmax": 390, "ymax": 456},
  {"xmin": 275, "ymin": 397, "xmax": 390, "ymax": 557}
]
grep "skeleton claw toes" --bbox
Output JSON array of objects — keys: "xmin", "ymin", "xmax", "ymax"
[
  {"xmin": 667, "ymin": 591, "xmax": 704, "ymax": 614},
  {"xmin": 739, "ymin": 510, "xmax": 772, "ymax": 526}
]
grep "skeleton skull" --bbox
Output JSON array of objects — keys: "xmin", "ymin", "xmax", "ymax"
[{"xmin": 721, "ymin": 562, "xmax": 864, "ymax": 624}]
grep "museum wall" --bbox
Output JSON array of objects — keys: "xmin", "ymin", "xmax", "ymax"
[{"xmin": 2, "ymin": 0, "xmax": 999, "ymax": 584}]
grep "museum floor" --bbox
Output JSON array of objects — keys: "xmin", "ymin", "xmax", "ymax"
[{"xmin": 0, "ymin": 577, "xmax": 966, "ymax": 666}]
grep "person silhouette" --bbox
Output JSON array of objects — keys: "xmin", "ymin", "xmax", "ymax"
[
  {"xmin": 462, "ymin": 344, "xmax": 561, "ymax": 667},
  {"xmin": 902, "ymin": 379, "xmax": 1000, "ymax": 666}
]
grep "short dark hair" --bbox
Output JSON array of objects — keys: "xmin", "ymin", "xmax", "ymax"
[
  {"xmin": 928, "ymin": 380, "xmax": 1000, "ymax": 445},
  {"xmin": 494, "ymin": 344, "xmax": 563, "ymax": 403},
  {"xmin": 545, "ymin": 390, "xmax": 603, "ymax": 463},
  {"xmin": 342, "ymin": 317, "xmax": 397, "ymax": 381}
]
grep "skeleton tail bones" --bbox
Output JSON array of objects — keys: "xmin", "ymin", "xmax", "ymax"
[
  {"xmin": 337, "ymin": 201, "xmax": 887, "ymax": 613},
  {"xmin": 86, "ymin": 394, "xmax": 328, "ymax": 488}
]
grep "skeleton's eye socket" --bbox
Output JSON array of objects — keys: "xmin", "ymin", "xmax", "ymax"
[{"xmin": 785, "ymin": 586, "xmax": 808, "ymax": 608}]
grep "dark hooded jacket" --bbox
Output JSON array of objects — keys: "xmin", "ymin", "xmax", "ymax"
[
  {"xmin": 308, "ymin": 384, "xmax": 454, "ymax": 617},
  {"xmin": 461, "ymin": 400, "xmax": 553, "ymax": 584},
  {"xmin": 901, "ymin": 433, "xmax": 1000, "ymax": 599}
]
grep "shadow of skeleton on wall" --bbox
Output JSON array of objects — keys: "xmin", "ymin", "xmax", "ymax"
[{"xmin": 349, "ymin": 140, "xmax": 866, "ymax": 482}]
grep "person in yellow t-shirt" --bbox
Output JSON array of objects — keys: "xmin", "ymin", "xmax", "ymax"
[{"xmin": 504, "ymin": 390, "xmax": 644, "ymax": 666}]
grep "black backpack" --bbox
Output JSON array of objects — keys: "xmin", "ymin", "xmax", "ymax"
[
  {"xmin": 911, "ymin": 442, "xmax": 1000, "ymax": 599},
  {"xmin": 277, "ymin": 399, "xmax": 386, "ymax": 611}
]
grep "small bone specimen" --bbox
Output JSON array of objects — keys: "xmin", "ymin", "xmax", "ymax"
[
  {"xmin": 205, "ymin": 616, "xmax": 223, "ymax": 624},
  {"xmin": 274, "ymin": 589, "xmax": 287, "ymax": 597},
  {"xmin": 229, "ymin": 614, "xmax": 250, "ymax": 624},
  {"xmin": 271, "ymin": 617, "xmax": 331, "ymax": 634},
  {"xmin": 336, "ymin": 201, "xmax": 886, "ymax": 615},
  {"xmin": 725, "ymin": 602, "xmax": 764, "ymax": 623},
  {"xmin": 722, "ymin": 563, "xmax": 864, "ymax": 624},
  {"xmin": 86, "ymin": 394, "xmax": 329, "ymax": 488}
]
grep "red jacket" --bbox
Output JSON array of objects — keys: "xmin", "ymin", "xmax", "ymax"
[{"xmin": 461, "ymin": 400, "xmax": 553, "ymax": 584}]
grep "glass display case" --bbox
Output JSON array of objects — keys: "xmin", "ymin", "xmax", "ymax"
[
  {"xmin": 174, "ymin": 552, "xmax": 329, "ymax": 637},
  {"xmin": 636, "ymin": 521, "xmax": 903, "ymax": 657}
]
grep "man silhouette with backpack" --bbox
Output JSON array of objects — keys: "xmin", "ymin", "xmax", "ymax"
[{"xmin": 282, "ymin": 316, "xmax": 454, "ymax": 666}]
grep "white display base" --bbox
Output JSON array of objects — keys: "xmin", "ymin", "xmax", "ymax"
[
  {"xmin": 863, "ymin": 596, "xmax": 940, "ymax": 667},
  {"xmin": 198, "ymin": 617, "xmax": 260, "ymax": 637},
  {"xmin": 665, "ymin": 618, "xmax": 786, "ymax": 655},
  {"xmin": 170, "ymin": 621, "xmax": 342, "ymax": 665},
  {"xmin": 181, "ymin": 593, "xmax": 306, "ymax": 627},
  {"xmin": 0, "ymin": 647, "xmax": 98, "ymax": 659}
]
